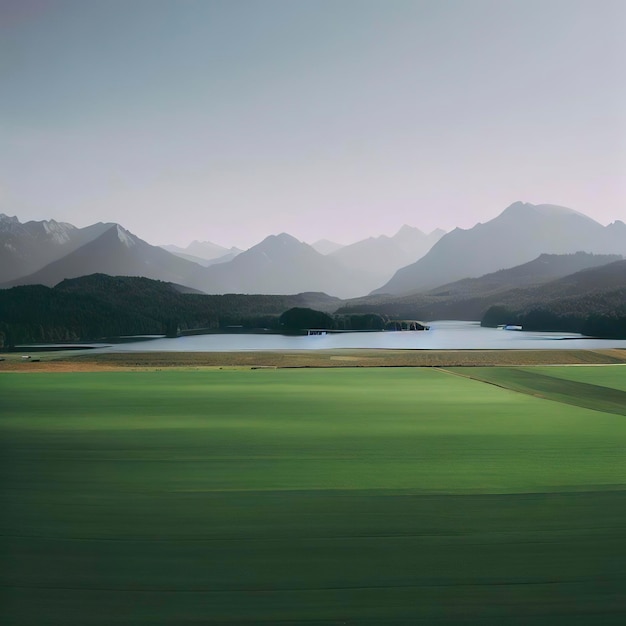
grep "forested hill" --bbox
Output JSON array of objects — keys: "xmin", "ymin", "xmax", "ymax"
[
  {"xmin": 480, "ymin": 260, "xmax": 626, "ymax": 337},
  {"xmin": 339, "ymin": 253, "xmax": 623, "ymax": 320},
  {"xmin": 0, "ymin": 274, "xmax": 341, "ymax": 346},
  {"xmin": 337, "ymin": 258, "xmax": 626, "ymax": 337}
]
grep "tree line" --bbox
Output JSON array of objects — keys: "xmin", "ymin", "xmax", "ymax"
[
  {"xmin": 481, "ymin": 290, "xmax": 626, "ymax": 339},
  {"xmin": 0, "ymin": 275, "xmax": 334, "ymax": 347},
  {"xmin": 0, "ymin": 274, "xmax": 389, "ymax": 347}
]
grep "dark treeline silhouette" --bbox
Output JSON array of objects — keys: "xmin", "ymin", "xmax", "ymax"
[
  {"xmin": 481, "ymin": 293, "xmax": 626, "ymax": 338},
  {"xmin": 279, "ymin": 308, "xmax": 335, "ymax": 332},
  {"xmin": 278, "ymin": 308, "xmax": 387, "ymax": 332},
  {"xmin": 340, "ymin": 259, "xmax": 626, "ymax": 338},
  {"xmin": 3, "ymin": 257, "xmax": 625, "ymax": 345},
  {"xmin": 0, "ymin": 274, "xmax": 340, "ymax": 347},
  {"xmin": 0, "ymin": 274, "xmax": 390, "ymax": 347}
]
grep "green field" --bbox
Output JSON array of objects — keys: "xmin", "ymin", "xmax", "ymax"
[
  {"xmin": 449, "ymin": 365, "xmax": 626, "ymax": 416},
  {"xmin": 2, "ymin": 367, "xmax": 626, "ymax": 624},
  {"xmin": 529, "ymin": 364, "xmax": 626, "ymax": 393}
]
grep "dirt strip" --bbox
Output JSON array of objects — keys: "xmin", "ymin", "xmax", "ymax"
[{"xmin": 1, "ymin": 349, "xmax": 625, "ymax": 372}]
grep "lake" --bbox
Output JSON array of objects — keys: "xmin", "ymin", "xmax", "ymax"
[{"xmin": 96, "ymin": 321, "xmax": 626, "ymax": 353}]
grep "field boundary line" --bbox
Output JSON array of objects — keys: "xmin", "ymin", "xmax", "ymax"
[{"xmin": 437, "ymin": 367, "xmax": 626, "ymax": 416}]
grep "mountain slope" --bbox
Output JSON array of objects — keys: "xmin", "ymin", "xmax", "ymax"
[
  {"xmin": 480, "ymin": 260, "xmax": 626, "ymax": 336},
  {"xmin": 2, "ymin": 224, "xmax": 208, "ymax": 289},
  {"xmin": 161, "ymin": 240, "xmax": 243, "ymax": 266},
  {"xmin": 393, "ymin": 225, "xmax": 446, "ymax": 255},
  {"xmin": 196, "ymin": 233, "xmax": 369, "ymax": 298},
  {"xmin": 329, "ymin": 226, "xmax": 444, "ymax": 291},
  {"xmin": 3, "ymin": 217, "xmax": 426, "ymax": 298},
  {"xmin": 311, "ymin": 239, "xmax": 345, "ymax": 255},
  {"xmin": 338, "ymin": 252, "xmax": 623, "ymax": 321},
  {"xmin": 373, "ymin": 202, "xmax": 626, "ymax": 295},
  {"xmin": 427, "ymin": 252, "xmax": 622, "ymax": 300},
  {"xmin": 497, "ymin": 258, "xmax": 626, "ymax": 305},
  {"xmin": 0, "ymin": 214, "xmax": 110, "ymax": 282}
]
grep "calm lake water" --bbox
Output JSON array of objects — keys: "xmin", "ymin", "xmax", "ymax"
[{"xmin": 96, "ymin": 321, "xmax": 626, "ymax": 353}]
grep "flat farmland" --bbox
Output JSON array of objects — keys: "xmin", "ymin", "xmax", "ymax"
[
  {"xmin": 1, "ymin": 367, "xmax": 626, "ymax": 624},
  {"xmin": 528, "ymin": 364, "xmax": 626, "ymax": 393}
]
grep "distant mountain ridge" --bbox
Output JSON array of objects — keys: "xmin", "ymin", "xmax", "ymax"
[
  {"xmin": 2, "ymin": 225, "xmax": 376, "ymax": 298},
  {"xmin": 4, "ymin": 203, "xmax": 624, "ymax": 301},
  {"xmin": 373, "ymin": 202, "xmax": 626, "ymax": 295},
  {"xmin": 427, "ymin": 252, "xmax": 623, "ymax": 300},
  {"xmin": 4, "ymin": 214, "xmax": 446, "ymax": 298},
  {"xmin": 161, "ymin": 240, "xmax": 243, "ymax": 267},
  {"xmin": 2, "ymin": 223, "xmax": 209, "ymax": 290},
  {"xmin": 197, "ymin": 233, "xmax": 371, "ymax": 298},
  {"xmin": 0, "ymin": 213, "xmax": 111, "ymax": 282},
  {"xmin": 339, "ymin": 252, "xmax": 623, "ymax": 321},
  {"xmin": 311, "ymin": 239, "xmax": 345, "ymax": 255},
  {"xmin": 329, "ymin": 225, "xmax": 445, "ymax": 292}
]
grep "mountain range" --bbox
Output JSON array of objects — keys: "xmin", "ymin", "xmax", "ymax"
[
  {"xmin": 1, "ymin": 222, "xmax": 209, "ymax": 290},
  {"xmin": 328, "ymin": 226, "xmax": 445, "ymax": 289},
  {"xmin": 2, "ymin": 202, "xmax": 624, "ymax": 299},
  {"xmin": 0, "ymin": 215, "xmax": 113, "ymax": 283},
  {"xmin": 193, "ymin": 233, "xmax": 368, "ymax": 298},
  {"xmin": 161, "ymin": 241, "xmax": 244, "ymax": 267},
  {"xmin": 373, "ymin": 202, "xmax": 626, "ymax": 295},
  {"xmin": 1, "ymin": 215, "xmax": 444, "ymax": 298},
  {"xmin": 339, "ymin": 252, "xmax": 624, "ymax": 321},
  {"xmin": 311, "ymin": 239, "xmax": 345, "ymax": 255}
]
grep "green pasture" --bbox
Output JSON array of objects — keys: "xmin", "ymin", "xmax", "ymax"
[
  {"xmin": 450, "ymin": 365, "xmax": 626, "ymax": 416},
  {"xmin": 1, "ymin": 367, "xmax": 626, "ymax": 624},
  {"xmin": 530, "ymin": 364, "xmax": 626, "ymax": 393}
]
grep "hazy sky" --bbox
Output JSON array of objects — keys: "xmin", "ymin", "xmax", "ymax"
[{"xmin": 1, "ymin": 0, "xmax": 625, "ymax": 249}]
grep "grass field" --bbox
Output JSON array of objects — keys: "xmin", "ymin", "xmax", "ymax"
[
  {"xmin": 448, "ymin": 365, "xmax": 626, "ymax": 416},
  {"xmin": 529, "ymin": 365, "xmax": 626, "ymax": 393},
  {"xmin": 2, "ymin": 367, "xmax": 626, "ymax": 624}
]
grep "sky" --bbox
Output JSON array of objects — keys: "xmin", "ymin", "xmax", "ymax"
[{"xmin": 1, "ymin": 0, "xmax": 625, "ymax": 249}]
